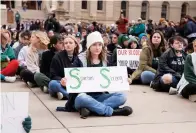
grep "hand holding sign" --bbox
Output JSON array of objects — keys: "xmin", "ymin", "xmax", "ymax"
[{"xmin": 60, "ymin": 77, "xmax": 67, "ymax": 87}]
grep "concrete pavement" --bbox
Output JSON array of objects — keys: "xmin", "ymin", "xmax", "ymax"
[{"xmin": 1, "ymin": 80, "xmax": 196, "ymax": 133}]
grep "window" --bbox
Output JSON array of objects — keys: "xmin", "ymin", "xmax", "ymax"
[
  {"xmin": 141, "ymin": 1, "xmax": 149, "ymax": 20},
  {"xmin": 1, "ymin": 1, "xmax": 15, "ymax": 8},
  {"xmin": 181, "ymin": 3, "xmax": 189, "ymax": 18},
  {"xmin": 82, "ymin": 0, "xmax": 87, "ymax": 9},
  {"xmin": 161, "ymin": 1, "xmax": 169, "ymax": 19},
  {"xmin": 97, "ymin": 0, "xmax": 103, "ymax": 10},
  {"xmin": 121, "ymin": 1, "xmax": 127, "ymax": 17}
]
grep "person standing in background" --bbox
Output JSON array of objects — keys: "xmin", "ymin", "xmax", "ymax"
[
  {"xmin": 37, "ymin": 0, "xmax": 42, "ymax": 10},
  {"xmin": 15, "ymin": 11, "xmax": 21, "ymax": 31}
]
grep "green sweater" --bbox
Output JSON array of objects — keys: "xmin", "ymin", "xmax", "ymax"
[
  {"xmin": 184, "ymin": 54, "xmax": 196, "ymax": 84},
  {"xmin": 1, "ymin": 44, "xmax": 16, "ymax": 62}
]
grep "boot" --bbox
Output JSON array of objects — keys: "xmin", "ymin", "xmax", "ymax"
[
  {"xmin": 79, "ymin": 108, "xmax": 90, "ymax": 119},
  {"xmin": 112, "ymin": 106, "xmax": 133, "ymax": 116}
]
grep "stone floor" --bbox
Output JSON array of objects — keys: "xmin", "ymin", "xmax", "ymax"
[{"xmin": 1, "ymin": 81, "xmax": 196, "ymax": 133}]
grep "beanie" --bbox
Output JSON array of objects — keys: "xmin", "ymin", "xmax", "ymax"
[
  {"xmin": 87, "ymin": 31, "xmax": 104, "ymax": 49},
  {"xmin": 138, "ymin": 33, "xmax": 147, "ymax": 41}
]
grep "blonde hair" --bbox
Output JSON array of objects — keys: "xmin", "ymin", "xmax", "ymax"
[
  {"xmin": 1, "ymin": 29, "xmax": 11, "ymax": 44},
  {"xmin": 32, "ymin": 31, "xmax": 49, "ymax": 50},
  {"xmin": 86, "ymin": 43, "xmax": 107, "ymax": 64},
  {"xmin": 64, "ymin": 35, "xmax": 79, "ymax": 55}
]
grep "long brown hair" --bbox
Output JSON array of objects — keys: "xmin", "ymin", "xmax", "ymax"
[
  {"xmin": 86, "ymin": 43, "xmax": 107, "ymax": 64},
  {"xmin": 149, "ymin": 30, "xmax": 166, "ymax": 56}
]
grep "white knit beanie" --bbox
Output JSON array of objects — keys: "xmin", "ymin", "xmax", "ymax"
[{"xmin": 87, "ymin": 31, "xmax": 104, "ymax": 50}]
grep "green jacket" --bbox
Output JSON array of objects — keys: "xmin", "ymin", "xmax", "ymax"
[
  {"xmin": 1, "ymin": 45, "xmax": 16, "ymax": 69},
  {"xmin": 130, "ymin": 44, "xmax": 156, "ymax": 80},
  {"xmin": 15, "ymin": 13, "xmax": 21, "ymax": 22}
]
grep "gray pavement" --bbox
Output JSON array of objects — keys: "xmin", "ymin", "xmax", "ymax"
[{"xmin": 1, "ymin": 80, "xmax": 196, "ymax": 133}]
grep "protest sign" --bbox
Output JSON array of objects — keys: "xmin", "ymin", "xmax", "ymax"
[
  {"xmin": 1, "ymin": 92, "xmax": 29, "ymax": 133},
  {"xmin": 117, "ymin": 49, "xmax": 142, "ymax": 69},
  {"xmin": 64, "ymin": 66, "xmax": 130, "ymax": 93}
]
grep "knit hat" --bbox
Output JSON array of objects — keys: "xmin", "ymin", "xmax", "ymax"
[
  {"xmin": 122, "ymin": 35, "xmax": 129, "ymax": 42},
  {"xmin": 128, "ymin": 35, "xmax": 139, "ymax": 45},
  {"xmin": 138, "ymin": 33, "xmax": 147, "ymax": 41},
  {"xmin": 87, "ymin": 31, "xmax": 104, "ymax": 49},
  {"xmin": 118, "ymin": 34, "xmax": 129, "ymax": 45}
]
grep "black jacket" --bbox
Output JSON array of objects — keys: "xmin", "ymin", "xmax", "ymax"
[
  {"xmin": 50, "ymin": 50, "xmax": 83, "ymax": 80},
  {"xmin": 40, "ymin": 49, "xmax": 56, "ymax": 77},
  {"xmin": 152, "ymin": 48, "xmax": 187, "ymax": 89}
]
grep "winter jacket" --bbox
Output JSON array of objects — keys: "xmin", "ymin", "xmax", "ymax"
[
  {"xmin": 130, "ymin": 43, "xmax": 156, "ymax": 81},
  {"xmin": 18, "ymin": 46, "xmax": 29, "ymax": 67},
  {"xmin": 14, "ymin": 43, "xmax": 24, "ymax": 59},
  {"xmin": 116, "ymin": 18, "xmax": 128, "ymax": 34},
  {"xmin": 152, "ymin": 48, "xmax": 187, "ymax": 90},
  {"xmin": 40, "ymin": 49, "xmax": 56, "ymax": 77},
  {"xmin": 50, "ymin": 50, "xmax": 83, "ymax": 80},
  {"xmin": 130, "ymin": 23, "xmax": 145, "ymax": 36},
  {"xmin": 15, "ymin": 13, "xmax": 21, "ymax": 22},
  {"xmin": 184, "ymin": 20, "xmax": 196, "ymax": 38},
  {"xmin": 177, "ymin": 53, "xmax": 196, "ymax": 93},
  {"xmin": 1, "ymin": 44, "xmax": 16, "ymax": 69}
]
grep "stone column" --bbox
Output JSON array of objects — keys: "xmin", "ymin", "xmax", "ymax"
[
  {"xmin": 105, "ymin": 1, "xmax": 114, "ymax": 20},
  {"xmin": 89, "ymin": 1, "xmax": 97, "ymax": 19},
  {"xmin": 128, "ymin": 2, "xmax": 142, "ymax": 22},
  {"xmin": 15, "ymin": 0, "xmax": 22, "ymax": 9},
  {"xmin": 148, "ymin": 1, "xmax": 162, "ymax": 23}
]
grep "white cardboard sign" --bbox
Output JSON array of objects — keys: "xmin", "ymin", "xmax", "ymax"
[
  {"xmin": 117, "ymin": 49, "xmax": 142, "ymax": 69},
  {"xmin": 64, "ymin": 66, "xmax": 130, "ymax": 93},
  {"xmin": 1, "ymin": 92, "xmax": 29, "ymax": 133}
]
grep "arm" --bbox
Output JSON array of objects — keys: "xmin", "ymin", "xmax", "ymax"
[
  {"xmin": 26, "ymin": 51, "xmax": 40, "ymax": 73},
  {"xmin": 50, "ymin": 56, "xmax": 62, "ymax": 80},
  {"xmin": 18, "ymin": 48, "xmax": 27, "ymax": 67},
  {"xmin": 184, "ymin": 55, "xmax": 196, "ymax": 84}
]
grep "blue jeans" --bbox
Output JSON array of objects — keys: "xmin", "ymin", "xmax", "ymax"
[
  {"xmin": 141, "ymin": 71, "xmax": 155, "ymax": 84},
  {"xmin": 48, "ymin": 80, "xmax": 69, "ymax": 98},
  {"xmin": 74, "ymin": 92, "xmax": 126, "ymax": 116},
  {"xmin": 160, "ymin": 75, "xmax": 178, "ymax": 88}
]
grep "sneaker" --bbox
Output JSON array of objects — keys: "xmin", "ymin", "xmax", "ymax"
[
  {"xmin": 189, "ymin": 95, "xmax": 196, "ymax": 102},
  {"xmin": 112, "ymin": 106, "xmax": 133, "ymax": 116},
  {"xmin": 169, "ymin": 87, "xmax": 178, "ymax": 95},
  {"xmin": 4, "ymin": 76, "xmax": 16, "ymax": 83},
  {"xmin": 27, "ymin": 82, "xmax": 36, "ymax": 88},
  {"xmin": 43, "ymin": 86, "xmax": 48, "ymax": 93},
  {"xmin": 57, "ymin": 92, "xmax": 64, "ymax": 100},
  {"xmin": 79, "ymin": 108, "xmax": 90, "ymax": 119}
]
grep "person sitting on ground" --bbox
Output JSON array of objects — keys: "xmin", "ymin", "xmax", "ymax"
[
  {"xmin": 34, "ymin": 34, "xmax": 64, "ymax": 93},
  {"xmin": 0, "ymin": 29, "xmax": 19, "ymax": 82},
  {"xmin": 138, "ymin": 33, "xmax": 148, "ymax": 48},
  {"xmin": 20, "ymin": 31, "xmax": 49, "ymax": 88},
  {"xmin": 48, "ymin": 35, "xmax": 83, "ymax": 100},
  {"xmin": 14, "ymin": 30, "xmax": 31, "ymax": 59},
  {"xmin": 177, "ymin": 39, "xmax": 196, "ymax": 102},
  {"xmin": 107, "ymin": 32, "xmax": 120, "ymax": 56},
  {"xmin": 128, "ymin": 35, "xmax": 140, "ymax": 49},
  {"xmin": 57, "ymin": 31, "xmax": 133, "ymax": 119},
  {"xmin": 151, "ymin": 36, "xmax": 187, "ymax": 94},
  {"xmin": 129, "ymin": 30, "xmax": 166, "ymax": 85}
]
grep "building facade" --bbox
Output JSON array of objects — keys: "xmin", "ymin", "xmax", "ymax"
[{"xmin": 1, "ymin": 0, "xmax": 196, "ymax": 26}]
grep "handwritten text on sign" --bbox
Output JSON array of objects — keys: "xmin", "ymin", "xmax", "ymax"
[
  {"xmin": 117, "ymin": 49, "xmax": 142, "ymax": 69},
  {"xmin": 1, "ymin": 92, "xmax": 29, "ymax": 133},
  {"xmin": 64, "ymin": 67, "xmax": 130, "ymax": 93}
]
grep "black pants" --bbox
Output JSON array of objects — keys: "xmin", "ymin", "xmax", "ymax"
[
  {"xmin": 16, "ymin": 66, "xmax": 27, "ymax": 76},
  {"xmin": 20, "ymin": 69, "xmax": 36, "ymax": 84},
  {"xmin": 181, "ymin": 83, "xmax": 196, "ymax": 99}
]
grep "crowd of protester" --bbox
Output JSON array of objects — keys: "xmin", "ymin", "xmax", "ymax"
[{"xmin": 1, "ymin": 10, "xmax": 196, "ymax": 132}]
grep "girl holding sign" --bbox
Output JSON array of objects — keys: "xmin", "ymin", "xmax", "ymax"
[
  {"xmin": 64, "ymin": 31, "xmax": 132, "ymax": 118},
  {"xmin": 49, "ymin": 35, "xmax": 83, "ymax": 100}
]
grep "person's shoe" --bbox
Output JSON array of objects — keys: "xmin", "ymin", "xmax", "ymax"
[
  {"xmin": 169, "ymin": 87, "xmax": 178, "ymax": 95},
  {"xmin": 79, "ymin": 108, "xmax": 90, "ymax": 119},
  {"xmin": 27, "ymin": 82, "xmax": 36, "ymax": 88},
  {"xmin": 189, "ymin": 95, "xmax": 196, "ymax": 102},
  {"xmin": 112, "ymin": 106, "xmax": 133, "ymax": 116},
  {"xmin": 57, "ymin": 92, "xmax": 64, "ymax": 100},
  {"xmin": 43, "ymin": 86, "xmax": 48, "ymax": 93},
  {"xmin": 4, "ymin": 76, "xmax": 16, "ymax": 83}
]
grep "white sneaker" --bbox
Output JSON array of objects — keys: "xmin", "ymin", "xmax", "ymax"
[
  {"xmin": 4, "ymin": 76, "xmax": 16, "ymax": 83},
  {"xmin": 43, "ymin": 86, "xmax": 48, "ymax": 93},
  {"xmin": 169, "ymin": 87, "xmax": 178, "ymax": 95},
  {"xmin": 27, "ymin": 82, "xmax": 35, "ymax": 88},
  {"xmin": 57, "ymin": 92, "xmax": 64, "ymax": 100},
  {"xmin": 189, "ymin": 95, "xmax": 196, "ymax": 102}
]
